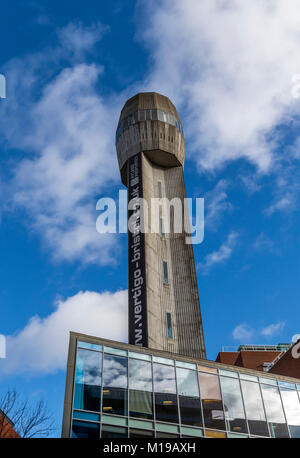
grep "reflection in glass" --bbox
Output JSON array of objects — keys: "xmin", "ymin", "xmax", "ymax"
[
  {"xmin": 74, "ymin": 348, "xmax": 102, "ymax": 412},
  {"xmin": 280, "ymin": 389, "xmax": 300, "ymax": 438},
  {"xmin": 179, "ymin": 396, "xmax": 202, "ymax": 427},
  {"xmin": 129, "ymin": 390, "xmax": 153, "ymax": 419},
  {"xmin": 154, "ymin": 393, "xmax": 179, "ymax": 424},
  {"xmin": 156, "ymin": 432, "xmax": 179, "ymax": 438},
  {"xmin": 220, "ymin": 377, "xmax": 248, "ymax": 434},
  {"xmin": 72, "ymin": 420, "xmax": 99, "ymax": 438},
  {"xmin": 102, "ymin": 387, "xmax": 128, "ymax": 416},
  {"xmin": 103, "ymin": 354, "xmax": 128, "ymax": 388},
  {"xmin": 129, "ymin": 359, "xmax": 152, "ymax": 391},
  {"xmin": 198, "ymin": 372, "xmax": 226, "ymax": 431},
  {"xmin": 205, "ymin": 430, "xmax": 226, "ymax": 438},
  {"xmin": 176, "ymin": 368, "xmax": 199, "ymax": 397},
  {"xmin": 261, "ymin": 384, "xmax": 289, "ymax": 437},
  {"xmin": 240, "ymin": 380, "xmax": 269, "ymax": 437},
  {"xmin": 101, "ymin": 425, "xmax": 127, "ymax": 438},
  {"xmin": 153, "ymin": 363, "xmax": 176, "ymax": 393},
  {"xmin": 129, "ymin": 428, "xmax": 154, "ymax": 437}
]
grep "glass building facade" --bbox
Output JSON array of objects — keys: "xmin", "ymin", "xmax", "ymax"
[{"xmin": 62, "ymin": 334, "xmax": 300, "ymax": 439}]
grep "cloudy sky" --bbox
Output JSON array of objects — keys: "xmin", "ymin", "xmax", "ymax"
[{"xmin": 1, "ymin": 0, "xmax": 300, "ymax": 434}]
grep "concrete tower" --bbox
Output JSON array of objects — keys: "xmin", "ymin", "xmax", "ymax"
[{"xmin": 116, "ymin": 92, "xmax": 206, "ymax": 359}]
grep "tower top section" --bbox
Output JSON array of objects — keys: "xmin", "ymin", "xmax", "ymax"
[{"xmin": 116, "ymin": 92, "xmax": 185, "ymax": 185}]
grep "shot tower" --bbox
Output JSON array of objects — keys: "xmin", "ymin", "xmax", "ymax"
[{"xmin": 116, "ymin": 92, "xmax": 206, "ymax": 359}]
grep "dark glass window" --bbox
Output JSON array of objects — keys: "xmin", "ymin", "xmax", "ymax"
[
  {"xmin": 103, "ymin": 354, "xmax": 128, "ymax": 388},
  {"xmin": 72, "ymin": 420, "xmax": 99, "ymax": 438},
  {"xmin": 198, "ymin": 372, "xmax": 226, "ymax": 431},
  {"xmin": 280, "ymin": 389, "xmax": 300, "ymax": 438},
  {"xmin": 163, "ymin": 261, "xmax": 168, "ymax": 284},
  {"xmin": 154, "ymin": 393, "xmax": 178, "ymax": 424},
  {"xmin": 220, "ymin": 377, "xmax": 248, "ymax": 435},
  {"xmin": 101, "ymin": 425, "xmax": 128, "ymax": 438},
  {"xmin": 240, "ymin": 380, "xmax": 269, "ymax": 437},
  {"xmin": 156, "ymin": 432, "xmax": 179, "ymax": 438},
  {"xmin": 179, "ymin": 396, "xmax": 202, "ymax": 427},
  {"xmin": 102, "ymin": 387, "xmax": 128, "ymax": 416},
  {"xmin": 129, "ymin": 428, "xmax": 154, "ymax": 438},
  {"xmin": 74, "ymin": 348, "xmax": 102, "ymax": 412},
  {"xmin": 129, "ymin": 390, "xmax": 153, "ymax": 419},
  {"xmin": 129, "ymin": 359, "xmax": 152, "ymax": 391},
  {"xmin": 166, "ymin": 313, "xmax": 173, "ymax": 339},
  {"xmin": 261, "ymin": 384, "xmax": 289, "ymax": 438}
]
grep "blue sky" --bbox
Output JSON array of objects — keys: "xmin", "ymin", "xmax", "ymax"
[{"xmin": 0, "ymin": 0, "xmax": 300, "ymax": 436}]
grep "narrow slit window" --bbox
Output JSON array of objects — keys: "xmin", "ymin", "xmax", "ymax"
[
  {"xmin": 163, "ymin": 261, "xmax": 168, "ymax": 284},
  {"xmin": 167, "ymin": 313, "xmax": 173, "ymax": 339},
  {"xmin": 157, "ymin": 181, "xmax": 162, "ymax": 198},
  {"xmin": 160, "ymin": 218, "xmax": 165, "ymax": 238}
]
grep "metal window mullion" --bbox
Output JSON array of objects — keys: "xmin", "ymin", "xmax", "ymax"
[
  {"xmin": 237, "ymin": 376, "xmax": 250, "ymax": 436},
  {"xmin": 278, "ymin": 387, "xmax": 291, "ymax": 438},
  {"xmin": 258, "ymin": 383, "xmax": 272, "ymax": 438}
]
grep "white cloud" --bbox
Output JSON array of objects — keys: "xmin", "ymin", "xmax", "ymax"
[
  {"xmin": 139, "ymin": 0, "xmax": 300, "ymax": 172},
  {"xmin": 232, "ymin": 324, "xmax": 254, "ymax": 341},
  {"xmin": 253, "ymin": 232, "xmax": 274, "ymax": 252},
  {"xmin": 0, "ymin": 23, "xmax": 124, "ymax": 265},
  {"xmin": 265, "ymin": 193, "xmax": 297, "ymax": 215},
  {"xmin": 200, "ymin": 231, "xmax": 239, "ymax": 271},
  {"xmin": 261, "ymin": 322, "xmax": 285, "ymax": 337},
  {"xmin": 0, "ymin": 290, "xmax": 128, "ymax": 376},
  {"xmin": 205, "ymin": 180, "xmax": 233, "ymax": 230}
]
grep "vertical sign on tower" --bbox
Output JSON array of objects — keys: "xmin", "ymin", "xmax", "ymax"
[{"xmin": 127, "ymin": 153, "xmax": 148, "ymax": 347}]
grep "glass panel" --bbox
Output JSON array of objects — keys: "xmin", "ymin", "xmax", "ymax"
[
  {"xmin": 103, "ymin": 346, "xmax": 127, "ymax": 357},
  {"xmin": 261, "ymin": 384, "xmax": 289, "ymax": 437},
  {"xmin": 129, "ymin": 390, "xmax": 153, "ymax": 419},
  {"xmin": 240, "ymin": 380, "xmax": 269, "ymax": 437},
  {"xmin": 102, "ymin": 387, "xmax": 128, "ymax": 416},
  {"xmin": 198, "ymin": 365, "xmax": 217, "ymax": 374},
  {"xmin": 154, "ymin": 393, "xmax": 178, "ymax": 424},
  {"xmin": 239, "ymin": 373, "xmax": 258, "ymax": 382},
  {"xmin": 176, "ymin": 360, "xmax": 196, "ymax": 370},
  {"xmin": 153, "ymin": 356, "xmax": 174, "ymax": 366},
  {"xmin": 219, "ymin": 369, "xmax": 238, "ymax": 378},
  {"xmin": 130, "ymin": 428, "xmax": 154, "ymax": 437},
  {"xmin": 176, "ymin": 368, "xmax": 199, "ymax": 397},
  {"xmin": 166, "ymin": 313, "xmax": 173, "ymax": 338},
  {"xmin": 153, "ymin": 363, "xmax": 176, "ymax": 393},
  {"xmin": 77, "ymin": 341, "xmax": 102, "ymax": 352},
  {"xmin": 129, "ymin": 419, "xmax": 153, "ymax": 430},
  {"xmin": 198, "ymin": 372, "xmax": 226, "ymax": 431},
  {"xmin": 227, "ymin": 433, "xmax": 248, "ymax": 438},
  {"xmin": 179, "ymin": 396, "xmax": 203, "ymax": 427},
  {"xmin": 102, "ymin": 415, "xmax": 127, "ymax": 426},
  {"xmin": 220, "ymin": 377, "xmax": 248, "ymax": 434},
  {"xmin": 74, "ymin": 348, "xmax": 102, "ymax": 412},
  {"xmin": 156, "ymin": 432, "xmax": 179, "ymax": 438},
  {"xmin": 129, "ymin": 359, "xmax": 152, "ymax": 391},
  {"xmin": 280, "ymin": 388, "xmax": 300, "ymax": 438},
  {"xmin": 181, "ymin": 426, "xmax": 203, "ymax": 437},
  {"xmin": 72, "ymin": 411, "xmax": 100, "ymax": 422},
  {"xmin": 163, "ymin": 261, "xmax": 168, "ymax": 283},
  {"xmin": 156, "ymin": 422, "xmax": 179, "ymax": 433},
  {"xmin": 128, "ymin": 351, "xmax": 151, "ymax": 361},
  {"xmin": 297, "ymin": 384, "xmax": 300, "ymax": 390},
  {"xmin": 259, "ymin": 377, "xmax": 277, "ymax": 386},
  {"xmin": 278, "ymin": 381, "xmax": 296, "ymax": 389},
  {"xmin": 103, "ymin": 354, "xmax": 128, "ymax": 388},
  {"xmin": 205, "ymin": 430, "xmax": 226, "ymax": 438},
  {"xmin": 101, "ymin": 425, "xmax": 127, "ymax": 438},
  {"xmin": 72, "ymin": 420, "xmax": 99, "ymax": 438}
]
